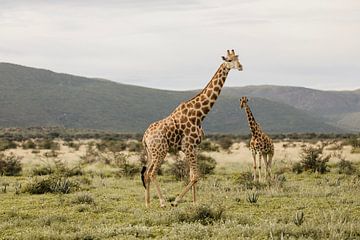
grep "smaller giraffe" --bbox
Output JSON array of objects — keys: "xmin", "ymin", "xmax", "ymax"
[{"xmin": 240, "ymin": 96, "xmax": 274, "ymax": 181}]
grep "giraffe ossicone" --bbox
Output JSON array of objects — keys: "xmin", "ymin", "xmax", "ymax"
[
  {"xmin": 240, "ymin": 96, "xmax": 274, "ymax": 181},
  {"xmin": 141, "ymin": 50, "xmax": 242, "ymax": 207}
]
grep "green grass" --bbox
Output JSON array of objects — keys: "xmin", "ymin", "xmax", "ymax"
[{"xmin": 1, "ymin": 166, "xmax": 360, "ymax": 239}]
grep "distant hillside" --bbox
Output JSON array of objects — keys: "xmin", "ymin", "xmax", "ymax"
[
  {"xmin": 0, "ymin": 62, "xmax": 350, "ymax": 134},
  {"xmin": 222, "ymin": 85, "xmax": 360, "ymax": 131}
]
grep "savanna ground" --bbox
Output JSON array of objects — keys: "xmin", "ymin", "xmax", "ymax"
[{"xmin": 0, "ymin": 129, "xmax": 360, "ymax": 239}]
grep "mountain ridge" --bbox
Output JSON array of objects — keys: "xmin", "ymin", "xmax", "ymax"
[{"xmin": 0, "ymin": 62, "xmax": 357, "ymax": 133}]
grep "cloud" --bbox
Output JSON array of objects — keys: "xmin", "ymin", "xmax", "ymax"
[{"xmin": 0, "ymin": 0, "xmax": 359, "ymax": 90}]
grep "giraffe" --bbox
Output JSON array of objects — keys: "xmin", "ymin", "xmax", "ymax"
[
  {"xmin": 239, "ymin": 96, "xmax": 274, "ymax": 181},
  {"xmin": 141, "ymin": 50, "xmax": 243, "ymax": 207}
]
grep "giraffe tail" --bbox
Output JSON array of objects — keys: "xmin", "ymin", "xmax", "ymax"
[{"xmin": 141, "ymin": 166, "xmax": 147, "ymax": 189}]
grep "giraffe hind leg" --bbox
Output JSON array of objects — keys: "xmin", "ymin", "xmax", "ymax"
[{"xmin": 149, "ymin": 157, "xmax": 166, "ymax": 208}]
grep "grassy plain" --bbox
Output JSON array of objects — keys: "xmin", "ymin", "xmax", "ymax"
[{"xmin": 0, "ymin": 138, "xmax": 360, "ymax": 239}]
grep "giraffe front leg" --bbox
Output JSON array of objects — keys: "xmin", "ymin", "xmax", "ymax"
[
  {"xmin": 172, "ymin": 146, "xmax": 198, "ymax": 207},
  {"xmin": 258, "ymin": 153, "xmax": 263, "ymax": 182},
  {"xmin": 251, "ymin": 150, "xmax": 257, "ymax": 181},
  {"xmin": 267, "ymin": 153, "xmax": 273, "ymax": 179},
  {"xmin": 262, "ymin": 153, "xmax": 268, "ymax": 181},
  {"xmin": 190, "ymin": 168, "xmax": 197, "ymax": 204}
]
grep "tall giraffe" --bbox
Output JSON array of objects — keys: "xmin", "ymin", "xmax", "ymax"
[
  {"xmin": 141, "ymin": 50, "xmax": 243, "ymax": 207},
  {"xmin": 239, "ymin": 96, "xmax": 274, "ymax": 181}
]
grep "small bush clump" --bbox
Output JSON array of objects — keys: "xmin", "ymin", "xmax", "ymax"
[
  {"xmin": 72, "ymin": 192, "xmax": 95, "ymax": 204},
  {"xmin": 176, "ymin": 204, "xmax": 225, "ymax": 225},
  {"xmin": 127, "ymin": 141, "xmax": 142, "ymax": 152},
  {"xmin": 96, "ymin": 140, "xmax": 126, "ymax": 153},
  {"xmin": 0, "ymin": 140, "xmax": 17, "ymax": 151},
  {"xmin": 37, "ymin": 139, "xmax": 59, "ymax": 150},
  {"xmin": 22, "ymin": 140, "xmax": 36, "ymax": 149},
  {"xmin": 0, "ymin": 153, "xmax": 22, "ymax": 176},
  {"xmin": 296, "ymin": 146, "xmax": 330, "ymax": 174},
  {"xmin": 216, "ymin": 137, "xmax": 233, "ymax": 151},
  {"xmin": 169, "ymin": 154, "xmax": 216, "ymax": 181},
  {"xmin": 198, "ymin": 140, "xmax": 219, "ymax": 152},
  {"xmin": 337, "ymin": 159, "xmax": 356, "ymax": 175},
  {"xmin": 24, "ymin": 176, "xmax": 78, "ymax": 194}
]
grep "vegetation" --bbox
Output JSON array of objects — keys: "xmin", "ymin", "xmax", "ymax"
[
  {"xmin": 296, "ymin": 146, "xmax": 330, "ymax": 174},
  {"xmin": 0, "ymin": 153, "xmax": 22, "ymax": 176},
  {"xmin": 0, "ymin": 134, "xmax": 360, "ymax": 239}
]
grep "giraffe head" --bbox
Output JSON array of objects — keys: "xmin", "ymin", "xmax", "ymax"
[
  {"xmin": 222, "ymin": 49, "xmax": 243, "ymax": 71},
  {"xmin": 240, "ymin": 96, "xmax": 248, "ymax": 109}
]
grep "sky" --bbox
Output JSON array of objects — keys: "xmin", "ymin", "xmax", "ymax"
[{"xmin": 0, "ymin": 0, "xmax": 359, "ymax": 91}]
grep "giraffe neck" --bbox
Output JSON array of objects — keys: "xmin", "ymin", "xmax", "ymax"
[
  {"xmin": 184, "ymin": 63, "xmax": 230, "ymax": 121},
  {"xmin": 244, "ymin": 105, "xmax": 260, "ymax": 136}
]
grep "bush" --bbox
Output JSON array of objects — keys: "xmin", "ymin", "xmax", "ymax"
[
  {"xmin": 298, "ymin": 146, "xmax": 330, "ymax": 174},
  {"xmin": 127, "ymin": 141, "xmax": 142, "ymax": 152},
  {"xmin": 199, "ymin": 140, "xmax": 219, "ymax": 152},
  {"xmin": 233, "ymin": 171, "xmax": 266, "ymax": 190},
  {"xmin": 23, "ymin": 176, "xmax": 78, "ymax": 194},
  {"xmin": 0, "ymin": 153, "xmax": 22, "ymax": 176},
  {"xmin": 337, "ymin": 159, "xmax": 356, "ymax": 175},
  {"xmin": 96, "ymin": 140, "xmax": 126, "ymax": 153},
  {"xmin": 0, "ymin": 140, "xmax": 17, "ymax": 151},
  {"xmin": 198, "ymin": 154, "xmax": 217, "ymax": 175},
  {"xmin": 170, "ymin": 157, "xmax": 189, "ymax": 181},
  {"xmin": 176, "ymin": 204, "xmax": 225, "ymax": 225},
  {"xmin": 32, "ymin": 159, "xmax": 82, "ymax": 177},
  {"xmin": 37, "ymin": 139, "xmax": 59, "ymax": 150},
  {"xmin": 216, "ymin": 137, "xmax": 233, "ymax": 151},
  {"xmin": 113, "ymin": 153, "xmax": 140, "ymax": 177},
  {"xmin": 22, "ymin": 140, "xmax": 36, "ymax": 149},
  {"xmin": 292, "ymin": 162, "xmax": 303, "ymax": 174},
  {"xmin": 72, "ymin": 192, "xmax": 95, "ymax": 204},
  {"xmin": 169, "ymin": 154, "xmax": 217, "ymax": 181}
]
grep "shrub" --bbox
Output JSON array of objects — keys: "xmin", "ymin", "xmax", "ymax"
[
  {"xmin": 337, "ymin": 159, "xmax": 356, "ymax": 175},
  {"xmin": 37, "ymin": 139, "xmax": 59, "ymax": 150},
  {"xmin": 292, "ymin": 162, "xmax": 304, "ymax": 174},
  {"xmin": 233, "ymin": 171, "xmax": 266, "ymax": 190},
  {"xmin": 72, "ymin": 192, "xmax": 95, "ymax": 204},
  {"xmin": 65, "ymin": 141, "xmax": 81, "ymax": 151},
  {"xmin": 23, "ymin": 176, "xmax": 78, "ymax": 194},
  {"xmin": 0, "ymin": 140, "xmax": 17, "ymax": 151},
  {"xmin": 96, "ymin": 140, "xmax": 126, "ymax": 153},
  {"xmin": 199, "ymin": 140, "xmax": 219, "ymax": 152},
  {"xmin": 293, "ymin": 211, "xmax": 305, "ymax": 226},
  {"xmin": 169, "ymin": 153, "xmax": 217, "ymax": 181},
  {"xmin": 0, "ymin": 153, "xmax": 22, "ymax": 176},
  {"xmin": 298, "ymin": 146, "xmax": 330, "ymax": 174},
  {"xmin": 127, "ymin": 141, "xmax": 142, "ymax": 152},
  {"xmin": 216, "ymin": 137, "xmax": 233, "ymax": 151},
  {"xmin": 32, "ymin": 165, "xmax": 54, "ymax": 176},
  {"xmin": 176, "ymin": 204, "xmax": 225, "ymax": 225},
  {"xmin": 113, "ymin": 153, "xmax": 139, "ymax": 177},
  {"xmin": 22, "ymin": 140, "xmax": 36, "ymax": 149},
  {"xmin": 170, "ymin": 157, "xmax": 189, "ymax": 181},
  {"xmin": 198, "ymin": 154, "xmax": 217, "ymax": 175},
  {"xmin": 246, "ymin": 192, "xmax": 259, "ymax": 204},
  {"xmin": 32, "ymin": 159, "xmax": 82, "ymax": 177}
]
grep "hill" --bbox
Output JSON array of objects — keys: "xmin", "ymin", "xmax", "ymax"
[
  {"xmin": 0, "ymin": 62, "xmax": 350, "ymax": 134},
  {"xmin": 222, "ymin": 85, "xmax": 360, "ymax": 130}
]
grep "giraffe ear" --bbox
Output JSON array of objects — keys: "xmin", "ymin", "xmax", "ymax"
[{"xmin": 222, "ymin": 56, "xmax": 226, "ymax": 61}]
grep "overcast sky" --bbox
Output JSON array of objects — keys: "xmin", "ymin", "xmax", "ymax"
[{"xmin": 1, "ymin": 0, "xmax": 359, "ymax": 90}]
